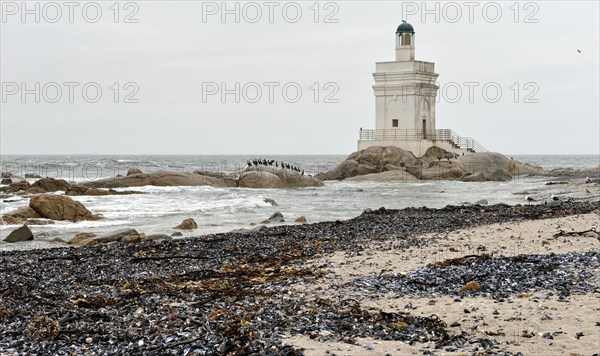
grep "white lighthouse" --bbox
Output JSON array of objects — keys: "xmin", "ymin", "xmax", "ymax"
[{"xmin": 358, "ymin": 21, "xmax": 486, "ymax": 155}]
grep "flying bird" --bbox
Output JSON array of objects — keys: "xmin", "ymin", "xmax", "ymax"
[{"xmin": 577, "ymin": 49, "xmax": 581, "ymax": 53}]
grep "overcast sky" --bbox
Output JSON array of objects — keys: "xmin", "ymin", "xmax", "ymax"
[{"xmin": 1, "ymin": 1, "xmax": 598, "ymax": 155}]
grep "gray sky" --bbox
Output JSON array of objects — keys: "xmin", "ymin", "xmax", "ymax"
[{"xmin": 1, "ymin": 1, "xmax": 599, "ymax": 155}]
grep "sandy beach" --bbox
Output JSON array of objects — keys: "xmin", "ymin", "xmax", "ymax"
[
  {"xmin": 288, "ymin": 213, "xmax": 600, "ymax": 355},
  {"xmin": 0, "ymin": 195, "xmax": 598, "ymax": 354}
]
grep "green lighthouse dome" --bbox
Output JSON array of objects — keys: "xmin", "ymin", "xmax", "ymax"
[{"xmin": 396, "ymin": 21, "xmax": 414, "ymax": 33}]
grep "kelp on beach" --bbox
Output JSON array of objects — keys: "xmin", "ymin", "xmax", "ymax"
[{"xmin": 0, "ymin": 201, "xmax": 598, "ymax": 354}]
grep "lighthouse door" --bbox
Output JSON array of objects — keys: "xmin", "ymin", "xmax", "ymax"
[{"xmin": 422, "ymin": 119, "xmax": 427, "ymax": 139}]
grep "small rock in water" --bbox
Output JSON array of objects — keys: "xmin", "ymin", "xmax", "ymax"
[
  {"xmin": 142, "ymin": 234, "xmax": 173, "ymax": 242},
  {"xmin": 4, "ymin": 224, "xmax": 34, "ymax": 243},
  {"xmin": 295, "ymin": 216, "xmax": 307, "ymax": 223},
  {"xmin": 174, "ymin": 218, "xmax": 198, "ymax": 230},
  {"xmin": 263, "ymin": 198, "xmax": 278, "ymax": 206},
  {"xmin": 262, "ymin": 212, "xmax": 284, "ymax": 224},
  {"xmin": 269, "ymin": 212, "xmax": 284, "ymax": 223}
]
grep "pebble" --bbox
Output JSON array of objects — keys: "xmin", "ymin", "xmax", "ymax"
[{"xmin": 362, "ymin": 343, "xmax": 375, "ymax": 350}]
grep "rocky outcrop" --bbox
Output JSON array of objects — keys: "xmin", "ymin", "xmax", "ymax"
[
  {"xmin": 68, "ymin": 233, "xmax": 97, "ymax": 245},
  {"xmin": 486, "ymin": 168, "xmax": 513, "ymax": 182},
  {"xmin": 82, "ymin": 171, "xmax": 237, "ymax": 189},
  {"xmin": 0, "ymin": 181, "xmax": 30, "ymax": 193},
  {"xmin": 238, "ymin": 166, "xmax": 323, "ymax": 188},
  {"xmin": 2, "ymin": 206, "xmax": 42, "ymax": 225},
  {"xmin": 419, "ymin": 146, "xmax": 459, "ymax": 163},
  {"xmin": 84, "ymin": 229, "xmax": 141, "ymax": 245},
  {"xmin": 29, "ymin": 194, "xmax": 101, "ymax": 222},
  {"xmin": 316, "ymin": 146, "xmax": 417, "ymax": 180},
  {"xmin": 458, "ymin": 152, "xmax": 543, "ymax": 178},
  {"xmin": 0, "ymin": 177, "xmax": 140, "ymax": 196},
  {"xmin": 1, "ymin": 178, "xmax": 12, "ymax": 185},
  {"xmin": 174, "ymin": 218, "xmax": 198, "ymax": 230},
  {"xmin": 261, "ymin": 212, "xmax": 284, "ymax": 224},
  {"xmin": 76, "ymin": 166, "xmax": 323, "ymax": 190},
  {"xmin": 346, "ymin": 169, "xmax": 419, "ymax": 182},
  {"xmin": 30, "ymin": 178, "xmax": 71, "ymax": 192},
  {"xmin": 66, "ymin": 187, "xmax": 142, "ymax": 196},
  {"xmin": 318, "ymin": 146, "xmax": 544, "ymax": 182},
  {"xmin": 127, "ymin": 167, "xmax": 143, "ymax": 176},
  {"xmin": 460, "ymin": 172, "xmax": 485, "ymax": 182},
  {"xmin": 3, "ymin": 225, "xmax": 34, "ymax": 243},
  {"xmin": 239, "ymin": 171, "xmax": 286, "ymax": 189},
  {"xmin": 405, "ymin": 163, "xmax": 465, "ymax": 180},
  {"xmin": 142, "ymin": 234, "xmax": 173, "ymax": 242}
]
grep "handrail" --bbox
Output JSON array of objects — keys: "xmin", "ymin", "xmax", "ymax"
[{"xmin": 358, "ymin": 128, "xmax": 488, "ymax": 152}]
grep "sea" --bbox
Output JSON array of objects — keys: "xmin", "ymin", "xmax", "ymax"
[{"xmin": 1, "ymin": 154, "xmax": 598, "ymax": 250}]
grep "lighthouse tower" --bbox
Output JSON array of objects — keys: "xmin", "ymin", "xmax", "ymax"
[
  {"xmin": 358, "ymin": 22, "xmax": 486, "ymax": 155},
  {"xmin": 378, "ymin": 20, "xmax": 439, "ymax": 135}
]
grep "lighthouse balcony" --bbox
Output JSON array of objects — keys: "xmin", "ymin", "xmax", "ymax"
[
  {"xmin": 375, "ymin": 60, "xmax": 435, "ymax": 73},
  {"xmin": 358, "ymin": 129, "xmax": 488, "ymax": 156}
]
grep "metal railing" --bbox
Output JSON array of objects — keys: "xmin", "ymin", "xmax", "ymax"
[{"xmin": 358, "ymin": 128, "xmax": 488, "ymax": 152}]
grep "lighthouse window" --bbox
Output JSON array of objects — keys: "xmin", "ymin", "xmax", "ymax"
[
  {"xmin": 402, "ymin": 34, "xmax": 411, "ymax": 46},
  {"xmin": 392, "ymin": 119, "xmax": 399, "ymax": 127}
]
